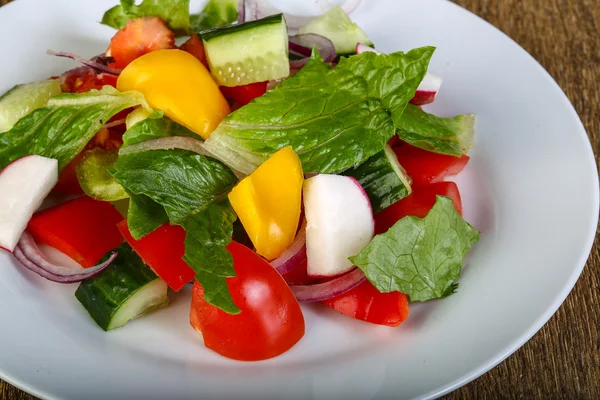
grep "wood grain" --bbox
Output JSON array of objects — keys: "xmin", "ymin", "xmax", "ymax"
[{"xmin": 0, "ymin": 0, "xmax": 598, "ymax": 399}]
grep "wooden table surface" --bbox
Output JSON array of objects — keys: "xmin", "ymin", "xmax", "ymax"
[{"xmin": 1, "ymin": 0, "xmax": 598, "ymax": 398}]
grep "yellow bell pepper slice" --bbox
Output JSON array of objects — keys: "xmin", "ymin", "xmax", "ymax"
[
  {"xmin": 117, "ymin": 49, "xmax": 230, "ymax": 139},
  {"xmin": 229, "ymin": 146, "xmax": 304, "ymax": 260}
]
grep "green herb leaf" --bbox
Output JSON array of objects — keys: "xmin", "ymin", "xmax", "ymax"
[
  {"xmin": 127, "ymin": 194, "xmax": 169, "ymax": 239},
  {"xmin": 190, "ymin": 0, "xmax": 238, "ymax": 32},
  {"xmin": 0, "ymin": 87, "xmax": 148, "ymax": 171},
  {"xmin": 350, "ymin": 196, "xmax": 480, "ymax": 301},
  {"xmin": 101, "ymin": 0, "xmax": 192, "ymax": 35},
  {"xmin": 181, "ymin": 200, "xmax": 239, "ymax": 314},
  {"xmin": 121, "ymin": 111, "xmax": 198, "ymax": 149},
  {"xmin": 203, "ymin": 47, "xmax": 435, "ymax": 175},
  {"xmin": 396, "ymin": 104, "xmax": 475, "ymax": 156}
]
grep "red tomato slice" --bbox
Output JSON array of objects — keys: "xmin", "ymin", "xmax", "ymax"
[
  {"xmin": 375, "ymin": 181, "xmax": 463, "ymax": 234},
  {"xmin": 190, "ymin": 241, "xmax": 305, "ymax": 361},
  {"xmin": 107, "ymin": 16, "xmax": 175, "ymax": 69},
  {"xmin": 179, "ymin": 34, "xmax": 207, "ymax": 67},
  {"xmin": 118, "ymin": 221, "xmax": 195, "ymax": 292},
  {"xmin": 220, "ymin": 82, "xmax": 268, "ymax": 106},
  {"xmin": 27, "ymin": 197, "xmax": 124, "ymax": 267},
  {"xmin": 394, "ymin": 143, "xmax": 469, "ymax": 186},
  {"xmin": 323, "ymin": 280, "xmax": 410, "ymax": 327}
]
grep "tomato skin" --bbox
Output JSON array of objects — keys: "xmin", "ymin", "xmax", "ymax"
[
  {"xmin": 220, "ymin": 81, "xmax": 268, "ymax": 106},
  {"xmin": 281, "ymin": 258, "xmax": 315, "ymax": 286},
  {"xmin": 190, "ymin": 241, "xmax": 305, "ymax": 361},
  {"xmin": 59, "ymin": 68, "xmax": 118, "ymax": 94},
  {"xmin": 27, "ymin": 197, "xmax": 124, "ymax": 267},
  {"xmin": 375, "ymin": 181, "xmax": 463, "ymax": 234},
  {"xmin": 323, "ymin": 280, "xmax": 409, "ymax": 327},
  {"xmin": 394, "ymin": 143, "xmax": 469, "ymax": 186},
  {"xmin": 118, "ymin": 221, "xmax": 195, "ymax": 292},
  {"xmin": 108, "ymin": 16, "xmax": 175, "ymax": 69},
  {"xmin": 179, "ymin": 34, "xmax": 207, "ymax": 67}
]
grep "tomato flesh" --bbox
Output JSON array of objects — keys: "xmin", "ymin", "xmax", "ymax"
[
  {"xmin": 118, "ymin": 221, "xmax": 195, "ymax": 292},
  {"xmin": 220, "ymin": 81, "xmax": 268, "ymax": 106},
  {"xmin": 190, "ymin": 242, "xmax": 305, "ymax": 361},
  {"xmin": 27, "ymin": 197, "xmax": 124, "ymax": 267},
  {"xmin": 394, "ymin": 143, "xmax": 469, "ymax": 186},
  {"xmin": 180, "ymin": 34, "xmax": 208, "ymax": 68},
  {"xmin": 323, "ymin": 280, "xmax": 410, "ymax": 327}
]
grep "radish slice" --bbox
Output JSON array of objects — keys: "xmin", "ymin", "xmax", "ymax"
[
  {"xmin": 355, "ymin": 43, "xmax": 442, "ymax": 105},
  {"xmin": 0, "ymin": 155, "xmax": 58, "ymax": 252},
  {"xmin": 13, "ymin": 232, "xmax": 117, "ymax": 283},
  {"xmin": 270, "ymin": 222, "xmax": 306, "ymax": 275},
  {"xmin": 47, "ymin": 50, "xmax": 122, "ymax": 75},
  {"xmin": 290, "ymin": 267, "xmax": 366, "ymax": 302},
  {"xmin": 303, "ymin": 175, "xmax": 374, "ymax": 277}
]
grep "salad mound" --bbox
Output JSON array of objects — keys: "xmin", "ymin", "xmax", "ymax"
[{"xmin": 0, "ymin": 0, "xmax": 479, "ymax": 361}]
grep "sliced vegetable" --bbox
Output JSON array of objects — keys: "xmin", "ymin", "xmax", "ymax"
[
  {"xmin": 125, "ymin": 107, "xmax": 152, "ymax": 130},
  {"xmin": 190, "ymin": 241, "xmax": 305, "ymax": 361},
  {"xmin": 107, "ymin": 16, "xmax": 175, "ymax": 69},
  {"xmin": 118, "ymin": 220, "xmax": 195, "ymax": 291},
  {"xmin": 121, "ymin": 112, "xmax": 197, "ymax": 148},
  {"xmin": 323, "ymin": 280, "xmax": 410, "ymax": 327},
  {"xmin": 351, "ymin": 196, "xmax": 480, "ymax": 301},
  {"xmin": 290, "ymin": 267, "xmax": 366, "ymax": 302},
  {"xmin": 190, "ymin": 0, "xmax": 238, "ymax": 32},
  {"xmin": 75, "ymin": 243, "xmax": 168, "ymax": 331},
  {"xmin": 76, "ymin": 148, "xmax": 128, "ymax": 201},
  {"xmin": 117, "ymin": 49, "xmax": 230, "ymax": 139},
  {"xmin": 0, "ymin": 155, "xmax": 58, "ymax": 252},
  {"xmin": 396, "ymin": 104, "xmax": 475, "ymax": 156},
  {"xmin": 228, "ymin": 146, "xmax": 303, "ymax": 260},
  {"xmin": 288, "ymin": 34, "xmax": 336, "ymax": 62},
  {"xmin": 0, "ymin": 80, "xmax": 61, "ymax": 133},
  {"xmin": 342, "ymin": 145, "xmax": 411, "ymax": 213},
  {"xmin": 27, "ymin": 197, "xmax": 124, "ymax": 267},
  {"xmin": 375, "ymin": 181, "xmax": 463, "ymax": 234},
  {"xmin": 393, "ymin": 143, "xmax": 470, "ymax": 186},
  {"xmin": 46, "ymin": 50, "xmax": 123, "ymax": 75},
  {"xmin": 126, "ymin": 194, "xmax": 169, "ymax": 239},
  {"xmin": 13, "ymin": 232, "xmax": 117, "ymax": 283},
  {"xmin": 303, "ymin": 175, "xmax": 374, "ymax": 277},
  {"xmin": 220, "ymin": 81, "xmax": 268, "ymax": 105},
  {"xmin": 298, "ymin": 7, "xmax": 372, "ymax": 55},
  {"xmin": 202, "ymin": 14, "xmax": 290, "ymax": 86},
  {"xmin": 59, "ymin": 67, "xmax": 117, "ymax": 94},
  {"xmin": 270, "ymin": 222, "xmax": 306, "ymax": 275},
  {"xmin": 102, "ymin": 0, "xmax": 191, "ymax": 35},
  {"xmin": 179, "ymin": 34, "xmax": 207, "ymax": 67},
  {"xmin": 203, "ymin": 47, "xmax": 434, "ymax": 175}
]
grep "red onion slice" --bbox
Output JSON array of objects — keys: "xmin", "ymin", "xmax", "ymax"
[
  {"xmin": 270, "ymin": 223, "xmax": 306, "ymax": 275},
  {"xmin": 289, "ymin": 34, "xmax": 336, "ymax": 62},
  {"xmin": 290, "ymin": 267, "xmax": 366, "ymax": 302},
  {"xmin": 102, "ymin": 118, "xmax": 127, "ymax": 129},
  {"xmin": 13, "ymin": 232, "xmax": 117, "ymax": 283},
  {"xmin": 47, "ymin": 50, "xmax": 122, "ymax": 75},
  {"xmin": 237, "ymin": 0, "xmax": 246, "ymax": 23}
]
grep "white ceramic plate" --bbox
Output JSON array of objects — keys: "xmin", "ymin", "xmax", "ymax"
[{"xmin": 0, "ymin": 0, "xmax": 598, "ymax": 399}]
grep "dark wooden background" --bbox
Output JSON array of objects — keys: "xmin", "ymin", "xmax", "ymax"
[{"xmin": 1, "ymin": 0, "xmax": 598, "ymax": 398}]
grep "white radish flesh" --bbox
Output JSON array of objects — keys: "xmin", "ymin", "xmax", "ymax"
[
  {"xmin": 303, "ymin": 174, "xmax": 374, "ymax": 277},
  {"xmin": 0, "ymin": 155, "xmax": 58, "ymax": 252}
]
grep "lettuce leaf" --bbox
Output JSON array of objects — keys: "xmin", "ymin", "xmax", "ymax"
[
  {"xmin": 396, "ymin": 104, "xmax": 475, "ymax": 156},
  {"xmin": 121, "ymin": 111, "xmax": 197, "ymax": 149},
  {"xmin": 203, "ymin": 47, "xmax": 435, "ymax": 175},
  {"xmin": 127, "ymin": 194, "xmax": 169, "ymax": 239},
  {"xmin": 190, "ymin": 0, "xmax": 238, "ymax": 32},
  {"xmin": 0, "ymin": 86, "xmax": 148, "ymax": 171},
  {"xmin": 112, "ymin": 149, "xmax": 240, "ymax": 313},
  {"xmin": 350, "ymin": 196, "xmax": 480, "ymax": 301},
  {"xmin": 102, "ymin": 0, "xmax": 192, "ymax": 34}
]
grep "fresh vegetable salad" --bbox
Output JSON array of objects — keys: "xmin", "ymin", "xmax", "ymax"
[{"xmin": 0, "ymin": 0, "xmax": 480, "ymax": 361}]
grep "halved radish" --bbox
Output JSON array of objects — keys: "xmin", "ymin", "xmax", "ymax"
[
  {"xmin": 0, "ymin": 155, "xmax": 58, "ymax": 252},
  {"xmin": 303, "ymin": 175, "xmax": 374, "ymax": 277},
  {"xmin": 355, "ymin": 43, "xmax": 442, "ymax": 105}
]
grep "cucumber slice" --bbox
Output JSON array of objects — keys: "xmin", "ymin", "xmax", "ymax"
[
  {"xmin": 76, "ymin": 148, "xmax": 129, "ymax": 201},
  {"xmin": 298, "ymin": 7, "xmax": 372, "ymax": 55},
  {"xmin": 202, "ymin": 14, "xmax": 290, "ymax": 86},
  {"xmin": 342, "ymin": 145, "xmax": 412, "ymax": 213},
  {"xmin": 75, "ymin": 244, "xmax": 168, "ymax": 331},
  {"xmin": 0, "ymin": 79, "xmax": 61, "ymax": 133}
]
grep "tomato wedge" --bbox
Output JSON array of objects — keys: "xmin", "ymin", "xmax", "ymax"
[
  {"xmin": 107, "ymin": 16, "xmax": 175, "ymax": 69},
  {"xmin": 118, "ymin": 221, "xmax": 195, "ymax": 292},
  {"xmin": 179, "ymin": 34, "xmax": 207, "ymax": 67},
  {"xmin": 220, "ymin": 81, "xmax": 268, "ymax": 106},
  {"xmin": 375, "ymin": 181, "xmax": 463, "ymax": 234},
  {"xmin": 190, "ymin": 241, "xmax": 305, "ymax": 361},
  {"xmin": 323, "ymin": 280, "xmax": 410, "ymax": 327},
  {"xmin": 394, "ymin": 143, "xmax": 469, "ymax": 186},
  {"xmin": 27, "ymin": 197, "xmax": 124, "ymax": 267}
]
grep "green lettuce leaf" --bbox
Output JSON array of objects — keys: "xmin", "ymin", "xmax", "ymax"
[
  {"xmin": 203, "ymin": 47, "xmax": 435, "ymax": 175},
  {"xmin": 127, "ymin": 194, "xmax": 169, "ymax": 239},
  {"xmin": 121, "ymin": 111, "xmax": 198, "ymax": 149},
  {"xmin": 0, "ymin": 86, "xmax": 148, "ymax": 171},
  {"xmin": 102, "ymin": 0, "xmax": 191, "ymax": 34},
  {"xmin": 396, "ymin": 104, "xmax": 475, "ymax": 156},
  {"xmin": 112, "ymin": 149, "xmax": 239, "ymax": 312},
  {"xmin": 350, "ymin": 196, "xmax": 480, "ymax": 301},
  {"xmin": 190, "ymin": 0, "xmax": 238, "ymax": 32}
]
